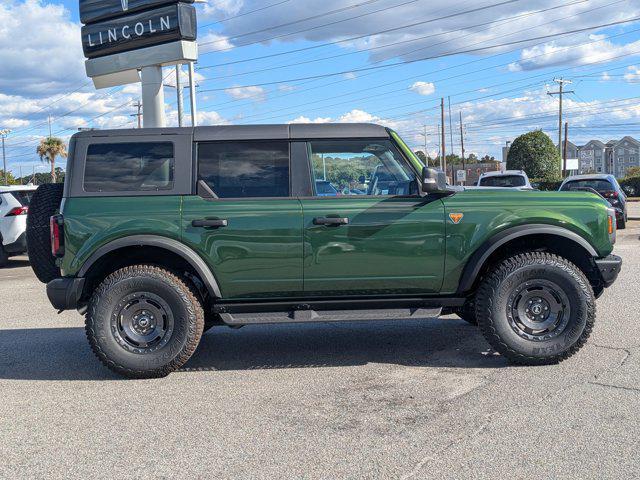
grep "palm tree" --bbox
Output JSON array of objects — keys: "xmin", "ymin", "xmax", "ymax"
[{"xmin": 36, "ymin": 137, "xmax": 67, "ymax": 183}]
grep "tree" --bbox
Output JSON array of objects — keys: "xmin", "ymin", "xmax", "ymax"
[
  {"xmin": 480, "ymin": 155, "xmax": 497, "ymax": 163},
  {"xmin": 36, "ymin": 137, "xmax": 67, "ymax": 183},
  {"xmin": 414, "ymin": 150, "xmax": 427, "ymax": 165},
  {"xmin": 0, "ymin": 170, "xmax": 18, "ymax": 185},
  {"xmin": 507, "ymin": 130, "xmax": 560, "ymax": 180}
]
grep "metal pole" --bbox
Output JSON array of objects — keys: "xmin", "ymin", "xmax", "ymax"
[
  {"xmin": 141, "ymin": 65, "xmax": 166, "ymax": 128},
  {"xmin": 175, "ymin": 64, "xmax": 184, "ymax": 127},
  {"xmin": 188, "ymin": 62, "xmax": 197, "ymax": 126},
  {"xmin": 440, "ymin": 98, "xmax": 447, "ymax": 176},
  {"xmin": 563, "ymin": 122, "xmax": 569, "ymax": 177},
  {"xmin": 459, "ymin": 111, "xmax": 465, "ymax": 185},
  {"xmin": 19, "ymin": 166, "xmax": 22, "ymax": 185},
  {"xmin": 1, "ymin": 135, "xmax": 7, "ymax": 186}
]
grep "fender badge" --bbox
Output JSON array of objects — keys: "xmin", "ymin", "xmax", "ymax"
[{"xmin": 449, "ymin": 213, "xmax": 464, "ymax": 224}]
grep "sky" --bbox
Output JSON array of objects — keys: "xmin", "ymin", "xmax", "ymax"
[{"xmin": 2, "ymin": 0, "xmax": 640, "ymax": 174}]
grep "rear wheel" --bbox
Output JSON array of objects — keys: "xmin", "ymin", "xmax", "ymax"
[
  {"xmin": 26, "ymin": 183, "xmax": 64, "ymax": 283},
  {"xmin": 85, "ymin": 265, "xmax": 204, "ymax": 378},
  {"xmin": 476, "ymin": 252, "xmax": 595, "ymax": 365}
]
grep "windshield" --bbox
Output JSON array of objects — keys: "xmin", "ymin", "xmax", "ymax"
[
  {"xmin": 9, "ymin": 190, "xmax": 35, "ymax": 206},
  {"xmin": 561, "ymin": 179, "xmax": 614, "ymax": 193},
  {"xmin": 479, "ymin": 175, "xmax": 526, "ymax": 187}
]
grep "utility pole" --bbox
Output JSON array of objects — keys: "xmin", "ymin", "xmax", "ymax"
[
  {"xmin": 131, "ymin": 100, "xmax": 143, "ymax": 128},
  {"xmin": 440, "ymin": 98, "xmax": 446, "ymax": 175},
  {"xmin": 437, "ymin": 123, "xmax": 442, "ymax": 170},
  {"xmin": 47, "ymin": 116, "xmax": 52, "ymax": 138},
  {"xmin": 563, "ymin": 121, "xmax": 569, "ymax": 177},
  {"xmin": 459, "ymin": 111, "xmax": 466, "ymax": 184},
  {"xmin": 418, "ymin": 125, "xmax": 429, "ymax": 166},
  {"xmin": 0, "ymin": 129, "xmax": 10, "ymax": 186},
  {"xmin": 547, "ymin": 78, "xmax": 574, "ymax": 170}
]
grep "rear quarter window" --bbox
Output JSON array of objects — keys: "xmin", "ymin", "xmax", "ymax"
[{"xmin": 83, "ymin": 142, "xmax": 174, "ymax": 192}]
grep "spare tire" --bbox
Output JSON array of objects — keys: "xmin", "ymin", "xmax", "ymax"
[{"xmin": 27, "ymin": 183, "xmax": 64, "ymax": 283}]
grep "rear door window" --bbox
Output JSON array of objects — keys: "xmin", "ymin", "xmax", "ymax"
[
  {"xmin": 197, "ymin": 141, "xmax": 290, "ymax": 198},
  {"xmin": 83, "ymin": 142, "xmax": 174, "ymax": 192}
]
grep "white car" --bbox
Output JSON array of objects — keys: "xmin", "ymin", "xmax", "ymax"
[
  {"xmin": 476, "ymin": 170, "xmax": 533, "ymax": 189},
  {"xmin": 0, "ymin": 185, "xmax": 37, "ymax": 266}
]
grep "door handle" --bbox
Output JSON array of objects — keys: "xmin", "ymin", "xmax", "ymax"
[
  {"xmin": 192, "ymin": 218, "xmax": 228, "ymax": 228},
  {"xmin": 313, "ymin": 216, "xmax": 349, "ymax": 226}
]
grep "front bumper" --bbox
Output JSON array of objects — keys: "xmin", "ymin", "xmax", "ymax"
[
  {"xmin": 595, "ymin": 254, "xmax": 622, "ymax": 288},
  {"xmin": 46, "ymin": 277, "xmax": 85, "ymax": 311}
]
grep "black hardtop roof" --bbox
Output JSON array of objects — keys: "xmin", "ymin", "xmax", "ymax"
[{"xmin": 72, "ymin": 123, "xmax": 390, "ymax": 141}]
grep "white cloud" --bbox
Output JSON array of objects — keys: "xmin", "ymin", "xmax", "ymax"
[
  {"xmin": 0, "ymin": 0, "xmax": 85, "ymax": 97},
  {"xmin": 623, "ymin": 66, "xmax": 640, "ymax": 82},
  {"xmin": 409, "ymin": 81, "xmax": 435, "ymax": 96},
  {"xmin": 509, "ymin": 35, "xmax": 640, "ymax": 72},
  {"xmin": 225, "ymin": 85, "xmax": 266, "ymax": 101},
  {"xmin": 288, "ymin": 115, "xmax": 332, "ymax": 124},
  {"xmin": 199, "ymin": 32, "xmax": 234, "ymax": 53}
]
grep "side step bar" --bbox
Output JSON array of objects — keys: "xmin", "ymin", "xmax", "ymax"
[
  {"xmin": 212, "ymin": 296, "xmax": 466, "ymax": 326},
  {"xmin": 219, "ymin": 307, "xmax": 443, "ymax": 325}
]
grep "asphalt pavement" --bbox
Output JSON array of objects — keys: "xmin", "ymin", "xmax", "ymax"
[{"xmin": 1, "ymin": 225, "xmax": 638, "ymax": 479}]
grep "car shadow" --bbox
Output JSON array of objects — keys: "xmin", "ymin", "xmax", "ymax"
[
  {"xmin": 0, "ymin": 318, "xmax": 510, "ymax": 381},
  {"xmin": 2, "ymin": 258, "xmax": 30, "ymax": 269}
]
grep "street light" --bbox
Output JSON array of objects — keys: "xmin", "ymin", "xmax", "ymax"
[{"xmin": 1, "ymin": 129, "xmax": 12, "ymax": 186}]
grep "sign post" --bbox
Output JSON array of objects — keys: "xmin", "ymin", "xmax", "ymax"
[{"xmin": 79, "ymin": 0, "xmax": 198, "ymax": 128}]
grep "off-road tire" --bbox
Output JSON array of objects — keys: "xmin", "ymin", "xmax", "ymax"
[
  {"xmin": 476, "ymin": 252, "xmax": 595, "ymax": 365},
  {"xmin": 26, "ymin": 183, "xmax": 64, "ymax": 283},
  {"xmin": 85, "ymin": 265, "xmax": 205, "ymax": 378},
  {"xmin": 0, "ymin": 243, "xmax": 8, "ymax": 267},
  {"xmin": 456, "ymin": 298, "xmax": 477, "ymax": 325}
]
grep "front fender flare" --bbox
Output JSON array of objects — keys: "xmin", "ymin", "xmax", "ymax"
[
  {"xmin": 457, "ymin": 224, "xmax": 598, "ymax": 294},
  {"xmin": 78, "ymin": 235, "xmax": 222, "ymax": 298}
]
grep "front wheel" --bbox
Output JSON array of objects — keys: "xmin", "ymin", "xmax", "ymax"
[
  {"xmin": 476, "ymin": 252, "xmax": 595, "ymax": 365},
  {"xmin": 85, "ymin": 265, "xmax": 204, "ymax": 378}
]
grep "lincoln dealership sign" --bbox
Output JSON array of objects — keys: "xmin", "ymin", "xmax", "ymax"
[
  {"xmin": 81, "ymin": 3, "xmax": 196, "ymax": 58},
  {"xmin": 79, "ymin": 0, "xmax": 198, "ymax": 88}
]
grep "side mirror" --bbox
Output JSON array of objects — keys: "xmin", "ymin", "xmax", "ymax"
[{"xmin": 421, "ymin": 167, "xmax": 448, "ymax": 194}]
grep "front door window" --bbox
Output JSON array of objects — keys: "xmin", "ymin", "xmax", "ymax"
[{"xmin": 309, "ymin": 140, "xmax": 417, "ymax": 197}]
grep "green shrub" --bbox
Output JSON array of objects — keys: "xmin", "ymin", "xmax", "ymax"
[
  {"xmin": 531, "ymin": 178, "xmax": 563, "ymax": 191},
  {"xmin": 619, "ymin": 176, "xmax": 640, "ymax": 196}
]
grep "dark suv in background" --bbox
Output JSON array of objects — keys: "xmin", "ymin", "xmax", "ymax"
[{"xmin": 559, "ymin": 174, "xmax": 627, "ymax": 229}]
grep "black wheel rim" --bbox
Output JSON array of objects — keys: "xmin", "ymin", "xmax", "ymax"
[
  {"xmin": 507, "ymin": 280, "xmax": 571, "ymax": 341},
  {"xmin": 111, "ymin": 292, "xmax": 174, "ymax": 354}
]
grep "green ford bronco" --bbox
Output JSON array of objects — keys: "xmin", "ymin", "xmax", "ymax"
[{"xmin": 26, "ymin": 123, "xmax": 622, "ymax": 378}]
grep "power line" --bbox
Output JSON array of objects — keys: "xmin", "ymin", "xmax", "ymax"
[
  {"xmin": 197, "ymin": 0, "xmax": 534, "ymax": 65},
  {"xmin": 198, "ymin": 0, "xmax": 292, "ymax": 30},
  {"xmin": 197, "ymin": 15, "xmax": 640, "ymax": 93},
  {"xmin": 199, "ymin": 0, "xmax": 390, "ymax": 47},
  {"xmin": 198, "ymin": 0, "xmax": 594, "ymax": 81}
]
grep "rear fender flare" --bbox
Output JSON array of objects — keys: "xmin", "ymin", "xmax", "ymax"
[{"xmin": 78, "ymin": 235, "xmax": 222, "ymax": 298}]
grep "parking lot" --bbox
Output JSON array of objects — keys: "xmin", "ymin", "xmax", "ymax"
[{"xmin": 0, "ymin": 224, "xmax": 638, "ymax": 479}]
